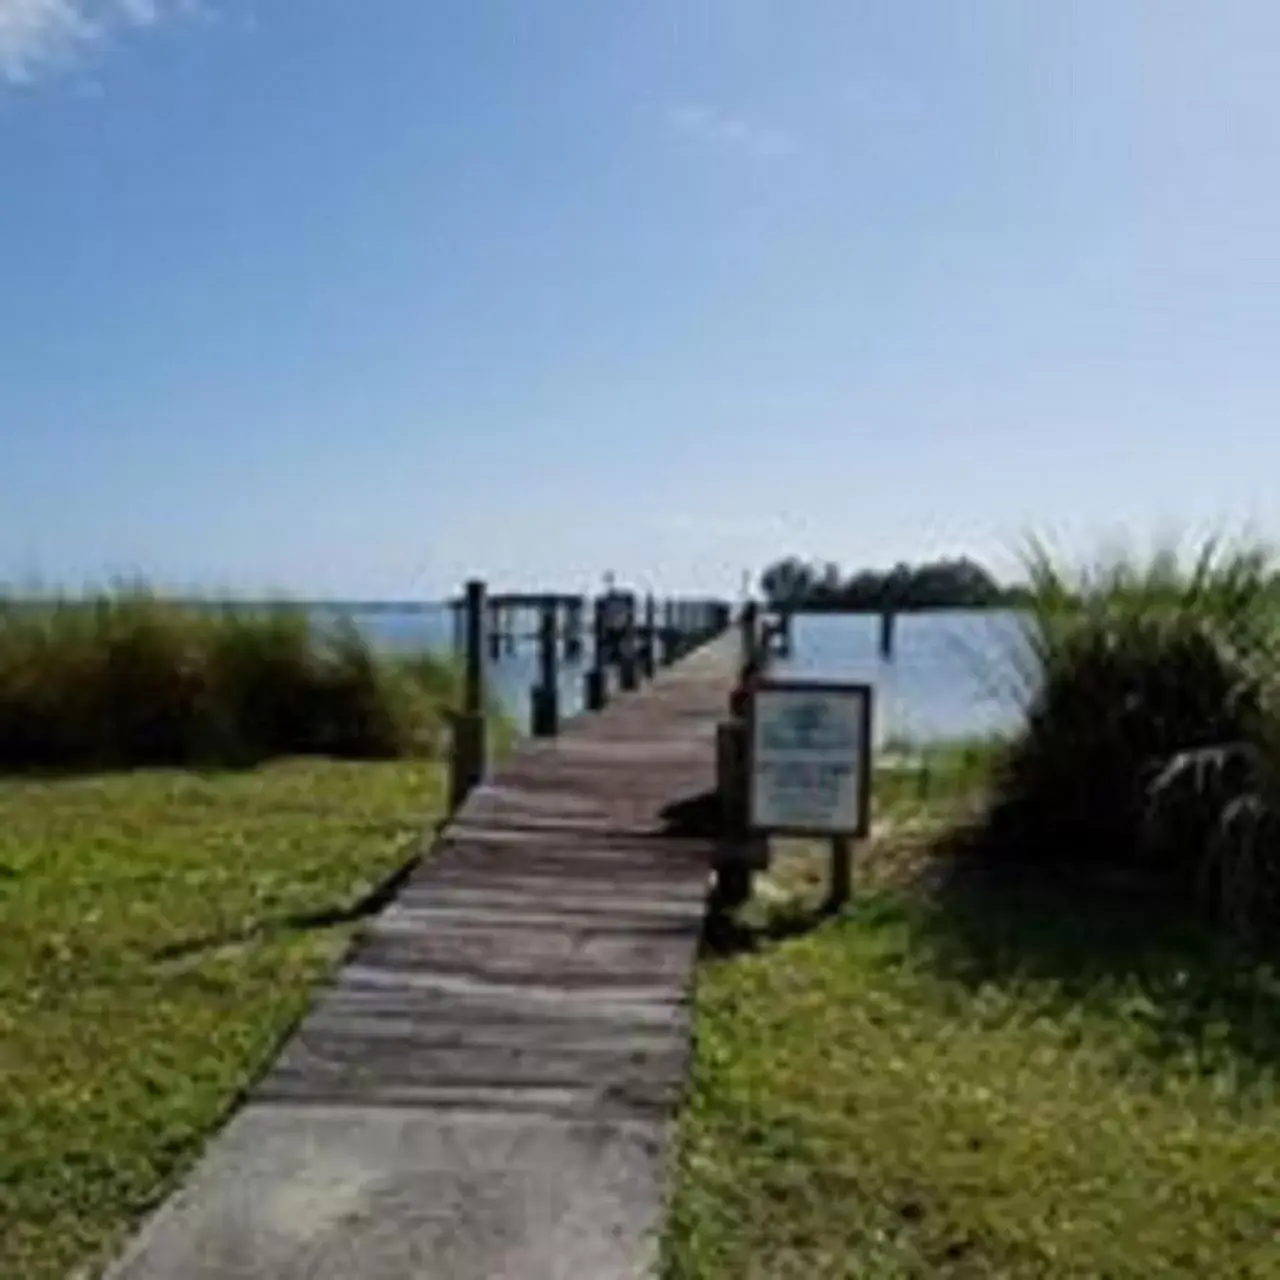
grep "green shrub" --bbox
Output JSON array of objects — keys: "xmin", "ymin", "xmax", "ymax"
[
  {"xmin": 980, "ymin": 541, "xmax": 1280, "ymax": 937},
  {"xmin": 0, "ymin": 590, "xmax": 462, "ymax": 772},
  {"xmin": 204, "ymin": 606, "xmax": 321, "ymax": 760}
]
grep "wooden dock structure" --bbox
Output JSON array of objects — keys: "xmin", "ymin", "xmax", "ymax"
[
  {"xmin": 450, "ymin": 588, "xmax": 729, "ymax": 669},
  {"xmin": 106, "ymin": 617, "xmax": 740, "ymax": 1279}
]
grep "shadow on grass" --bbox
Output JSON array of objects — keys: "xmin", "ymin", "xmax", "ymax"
[
  {"xmin": 151, "ymin": 824, "xmax": 445, "ymax": 963},
  {"xmin": 913, "ymin": 827, "xmax": 1280, "ymax": 1080},
  {"xmin": 699, "ymin": 894, "xmax": 844, "ymax": 959},
  {"xmin": 0, "ymin": 755, "xmax": 269, "ymax": 782},
  {"xmin": 0, "ymin": 744, "xmax": 448, "ymax": 783}
]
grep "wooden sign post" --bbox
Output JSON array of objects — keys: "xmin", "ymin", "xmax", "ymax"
[
  {"xmin": 449, "ymin": 579, "xmax": 489, "ymax": 814},
  {"xmin": 747, "ymin": 678, "xmax": 874, "ymax": 910},
  {"xmin": 530, "ymin": 598, "xmax": 559, "ymax": 738}
]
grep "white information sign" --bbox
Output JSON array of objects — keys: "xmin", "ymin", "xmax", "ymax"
[{"xmin": 748, "ymin": 680, "xmax": 872, "ymax": 836}]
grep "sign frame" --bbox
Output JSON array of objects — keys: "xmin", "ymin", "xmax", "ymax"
[{"xmin": 746, "ymin": 678, "xmax": 874, "ymax": 838}]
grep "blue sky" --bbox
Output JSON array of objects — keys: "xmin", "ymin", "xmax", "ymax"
[{"xmin": 2, "ymin": 2, "xmax": 1279, "ymax": 598}]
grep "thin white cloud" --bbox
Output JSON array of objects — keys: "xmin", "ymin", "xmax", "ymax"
[
  {"xmin": 665, "ymin": 103, "xmax": 799, "ymax": 159},
  {"xmin": 0, "ymin": 0, "xmax": 196, "ymax": 83}
]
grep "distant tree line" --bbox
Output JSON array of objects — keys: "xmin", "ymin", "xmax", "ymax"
[{"xmin": 759, "ymin": 556, "xmax": 1025, "ymax": 611}]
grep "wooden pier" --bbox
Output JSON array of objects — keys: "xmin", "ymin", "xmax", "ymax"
[
  {"xmin": 106, "ymin": 603, "xmax": 738, "ymax": 1280},
  {"xmin": 450, "ymin": 589, "xmax": 728, "ymax": 670}
]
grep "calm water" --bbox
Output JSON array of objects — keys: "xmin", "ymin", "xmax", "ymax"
[
  {"xmin": 777, "ymin": 611, "xmax": 1030, "ymax": 745},
  {"xmin": 348, "ymin": 604, "xmax": 595, "ymax": 732},
  {"xmin": 344, "ymin": 605, "xmax": 1032, "ymax": 745}
]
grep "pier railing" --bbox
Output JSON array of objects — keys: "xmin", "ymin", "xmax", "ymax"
[{"xmin": 446, "ymin": 582, "xmax": 732, "ymax": 813}]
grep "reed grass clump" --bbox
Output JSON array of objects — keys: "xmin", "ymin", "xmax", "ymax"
[
  {"xmin": 980, "ymin": 540, "xmax": 1280, "ymax": 939},
  {"xmin": 0, "ymin": 589, "xmax": 460, "ymax": 771}
]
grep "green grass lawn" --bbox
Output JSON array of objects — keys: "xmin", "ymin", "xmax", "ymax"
[
  {"xmin": 665, "ymin": 761, "xmax": 1280, "ymax": 1279},
  {"xmin": 0, "ymin": 760, "xmax": 443, "ymax": 1280}
]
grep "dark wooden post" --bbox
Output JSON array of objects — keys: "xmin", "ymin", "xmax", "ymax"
[
  {"xmin": 642, "ymin": 594, "xmax": 657, "ymax": 679},
  {"xmin": 619, "ymin": 593, "xmax": 640, "ymax": 692},
  {"xmin": 598, "ymin": 592, "xmax": 615, "ymax": 668},
  {"xmin": 530, "ymin": 597, "xmax": 559, "ymax": 737},
  {"xmin": 730, "ymin": 601, "xmax": 761, "ymax": 720},
  {"xmin": 661, "ymin": 599, "xmax": 677, "ymax": 665},
  {"xmin": 739, "ymin": 600, "xmax": 759, "ymax": 673},
  {"xmin": 827, "ymin": 835, "xmax": 852, "ymax": 910},
  {"xmin": 712, "ymin": 718, "xmax": 753, "ymax": 908},
  {"xmin": 564, "ymin": 598, "xmax": 584, "ymax": 660},
  {"xmin": 450, "ymin": 579, "xmax": 488, "ymax": 813},
  {"xmin": 713, "ymin": 627, "xmax": 767, "ymax": 908},
  {"xmin": 717, "ymin": 720, "xmax": 748, "ymax": 839},
  {"xmin": 486, "ymin": 599, "xmax": 501, "ymax": 661},
  {"xmin": 879, "ymin": 609, "xmax": 896, "ymax": 660},
  {"xmin": 584, "ymin": 595, "xmax": 608, "ymax": 711}
]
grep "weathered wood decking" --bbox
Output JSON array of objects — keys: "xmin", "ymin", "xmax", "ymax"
[{"xmin": 106, "ymin": 634, "xmax": 738, "ymax": 1280}]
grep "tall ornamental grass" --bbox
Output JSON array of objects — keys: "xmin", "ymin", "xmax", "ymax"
[
  {"xmin": 980, "ymin": 540, "xmax": 1280, "ymax": 940},
  {"xmin": 0, "ymin": 590, "xmax": 461, "ymax": 771}
]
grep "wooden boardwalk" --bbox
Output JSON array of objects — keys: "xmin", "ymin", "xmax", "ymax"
[{"xmin": 106, "ymin": 634, "xmax": 738, "ymax": 1280}]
